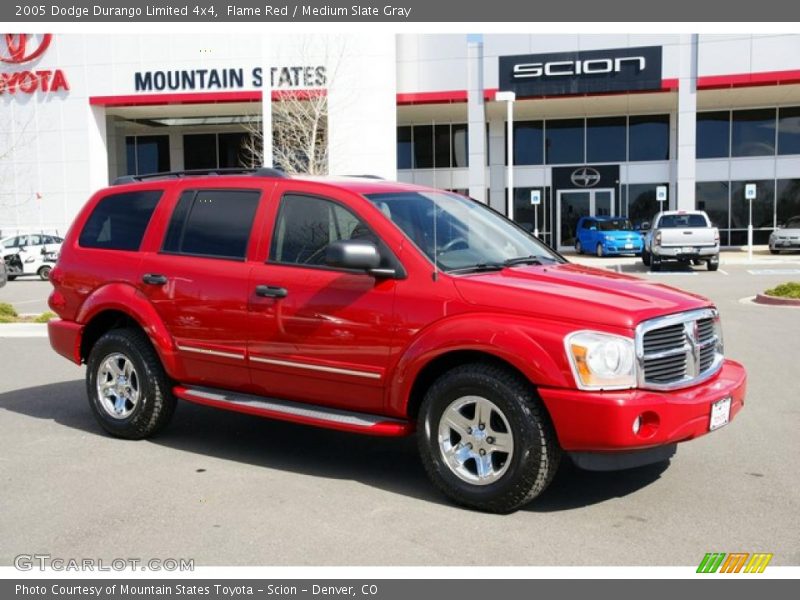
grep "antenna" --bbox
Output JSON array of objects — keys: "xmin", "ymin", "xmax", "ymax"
[{"xmin": 432, "ymin": 193, "xmax": 438, "ymax": 281}]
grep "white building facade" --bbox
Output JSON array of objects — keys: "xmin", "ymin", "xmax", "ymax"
[{"xmin": 2, "ymin": 33, "xmax": 800, "ymax": 249}]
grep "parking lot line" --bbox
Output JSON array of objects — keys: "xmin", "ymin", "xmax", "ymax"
[
  {"xmin": 746, "ymin": 268, "xmax": 800, "ymax": 275},
  {"xmin": 718, "ymin": 269, "xmax": 729, "ymax": 275}
]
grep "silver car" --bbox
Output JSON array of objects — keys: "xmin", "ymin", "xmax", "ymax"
[{"xmin": 769, "ymin": 216, "xmax": 800, "ymax": 254}]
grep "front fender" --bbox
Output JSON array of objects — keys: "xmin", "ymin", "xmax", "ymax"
[
  {"xmin": 387, "ymin": 313, "xmax": 579, "ymax": 417},
  {"xmin": 76, "ymin": 283, "xmax": 181, "ymax": 378}
]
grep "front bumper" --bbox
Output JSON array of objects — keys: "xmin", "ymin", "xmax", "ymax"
[
  {"xmin": 770, "ymin": 239, "xmax": 800, "ymax": 250},
  {"xmin": 602, "ymin": 241, "xmax": 643, "ymax": 255},
  {"xmin": 539, "ymin": 359, "xmax": 745, "ymax": 452}
]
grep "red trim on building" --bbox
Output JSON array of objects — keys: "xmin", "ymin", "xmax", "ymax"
[
  {"xmin": 395, "ymin": 90, "xmax": 469, "ymax": 105},
  {"xmin": 89, "ymin": 89, "xmax": 326, "ymax": 107},
  {"xmin": 697, "ymin": 69, "xmax": 800, "ymax": 90}
]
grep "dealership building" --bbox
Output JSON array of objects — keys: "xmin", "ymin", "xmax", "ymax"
[{"xmin": 2, "ymin": 32, "xmax": 800, "ymax": 249}]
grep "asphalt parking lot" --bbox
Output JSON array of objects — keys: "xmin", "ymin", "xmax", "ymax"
[{"xmin": 1, "ymin": 250, "xmax": 799, "ymax": 566}]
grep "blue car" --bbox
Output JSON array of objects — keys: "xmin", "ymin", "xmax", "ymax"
[{"xmin": 575, "ymin": 216, "xmax": 644, "ymax": 257}]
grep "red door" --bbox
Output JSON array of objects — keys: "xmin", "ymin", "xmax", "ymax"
[
  {"xmin": 247, "ymin": 191, "xmax": 398, "ymax": 413},
  {"xmin": 138, "ymin": 186, "xmax": 264, "ymax": 392}
]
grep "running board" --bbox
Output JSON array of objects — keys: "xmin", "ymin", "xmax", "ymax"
[{"xmin": 173, "ymin": 385, "xmax": 413, "ymax": 437}]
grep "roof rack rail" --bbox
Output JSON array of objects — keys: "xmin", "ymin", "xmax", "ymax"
[
  {"xmin": 112, "ymin": 167, "xmax": 287, "ymax": 186},
  {"xmin": 343, "ymin": 174, "xmax": 385, "ymax": 180}
]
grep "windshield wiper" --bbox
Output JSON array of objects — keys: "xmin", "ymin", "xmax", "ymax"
[
  {"xmin": 502, "ymin": 255, "xmax": 553, "ymax": 267},
  {"xmin": 446, "ymin": 262, "xmax": 505, "ymax": 274}
]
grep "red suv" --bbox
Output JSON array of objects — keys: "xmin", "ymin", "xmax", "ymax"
[{"xmin": 47, "ymin": 169, "xmax": 746, "ymax": 512}]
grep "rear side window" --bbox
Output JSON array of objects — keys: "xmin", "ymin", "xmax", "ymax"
[
  {"xmin": 162, "ymin": 189, "xmax": 260, "ymax": 260},
  {"xmin": 79, "ymin": 191, "xmax": 162, "ymax": 250}
]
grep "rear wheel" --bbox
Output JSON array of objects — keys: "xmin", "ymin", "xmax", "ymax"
[
  {"xmin": 707, "ymin": 256, "xmax": 720, "ymax": 271},
  {"xmin": 38, "ymin": 265, "xmax": 52, "ymax": 281},
  {"xmin": 417, "ymin": 362, "xmax": 561, "ymax": 513},
  {"xmin": 642, "ymin": 249, "xmax": 651, "ymax": 266},
  {"xmin": 86, "ymin": 328, "xmax": 177, "ymax": 439},
  {"xmin": 7, "ymin": 275, "xmax": 17, "ymax": 281},
  {"xmin": 650, "ymin": 255, "xmax": 662, "ymax": 272}
]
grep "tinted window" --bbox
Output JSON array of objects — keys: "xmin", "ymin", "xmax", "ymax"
[
  {"xmin": 627, "ymin": 184, "xmax": 665, "ymax": 224},
  {"xmin": 452, "ymin": 124, "xmax": 469, "ymax": 168},
  {"xmin": 434, "ymin": 124, "xmax": 451, "ymax": 168},
  {"xmin": 731, "ymin": 109, "xmax": 776, "ymax": 157},
  {"xmin": 657, "ymin": 214, "xmax": 709, "ymax": 228},
  {"xmin": 629, "ymin": 115, "xmax": 669, "ymax": 161},
  {"xmin": 512, "ymin": 121, "xmax": 544, "ymax": 165},
  {"xmin": 218, "ymin": 132, "xmax": 248, "ymax": 168},
  {"xmin": 125, "ymin": 136, "xmax": 170, "ymax": 175},
  {"xmin": 777, "ymin": 179, "xmax": 800, "ymax": 224},
  {"xmin": 413, "ymin": 125, "xmax": 433, "ymax": 169},
  {"xmin": 162, "ymin": 190, "xmax": 260, "ymax": 259},
  {"xmin": 697, "ymin": 111, "xmax": 730, "ymax": 159},
  {"xmin": 183, "ymin": 133, "xmax": 217, "ymax": 169},
  {"xmin": 778, "ymin": 107, "xmax": 800, "ymax": 155},
  {"xmin": 545, "ymin": 119, "xmax": 584, "ymax": 164},
  {"xmin": 587, "ymin": 117, "xmax": 626, "ymax": 163},
  {"xmin": 695, "ymin": 181, "xmax": 729, "ymax": 244},
  {"xmin": 270, "ymin": 194, "xmax": 374, "ymax": 266},
  {"xmin": 397, "ymin": 126, "xmax": 413, "ymax": 169},
  {"xmin": 79, "ymin": 191, "xmax": 162, "ymax": 251},
  {"xmin": 598, "ymin": 219, "xmax": 633, "ymax": 231}
]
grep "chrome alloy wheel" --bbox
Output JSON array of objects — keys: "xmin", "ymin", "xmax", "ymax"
[
  {"xmin": 96, "ymin": 352, "xmax": 141, "ymax": 420},
  {"xmin": 438, "ymin": 395, "xmax": 514, "ymax": 486}
]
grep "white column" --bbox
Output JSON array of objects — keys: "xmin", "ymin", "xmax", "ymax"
[
  {"xmin": 676, "ymin": 34, "xmax": 698, "ymax": 211},
  {"xmin": 87, "ymin": 105, "xmax": 109, "ymax": 189},
  {"xmin": 467, "ymin": 41, "xmax": 487, "ymax": 202}
]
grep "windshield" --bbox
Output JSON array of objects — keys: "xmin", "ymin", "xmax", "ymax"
[
  {"xmin": 657, "ymin": 214, "xmax": 709, "ymax": 228},
  {"xmin": 365, "ymin": 191, "xmax": 563, "ymax": 272},
  {"xmin": 785, "ymin": 217, "xmax": 800, "ymax": 229},
  {"xmin": 597, "ymin": 219, "xmax": 634, "ymax": 232}
]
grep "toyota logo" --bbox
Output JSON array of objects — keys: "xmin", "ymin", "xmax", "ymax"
[
  {"xmin": 0, "ymin": 34, "xmax": 52, "ymax": 64},
  {"xmin": 570, "ymin": 167, "xmax": 601, "ymax": 188}
]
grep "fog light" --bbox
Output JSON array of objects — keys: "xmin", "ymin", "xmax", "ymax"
[{"xmin": 632, "ymin": 416, "xmax": 642, "ymax": 435}]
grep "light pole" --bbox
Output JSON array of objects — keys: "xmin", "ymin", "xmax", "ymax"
[
  {"xmin": 745, "ymin": 183, "xmax": 757, "ymax": 261},
  {"xmin": 495, "ymin": 91, "xmax": 516, "ymax": 221}
]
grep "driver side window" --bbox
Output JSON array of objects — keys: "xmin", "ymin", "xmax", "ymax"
[{"xmin": 270, "ymin": 194, "xmax": 375, "ymax": 266}]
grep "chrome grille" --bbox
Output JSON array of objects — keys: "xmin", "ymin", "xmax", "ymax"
[{"xmin": 636, "ymin": 309, "xmax": 723, "ymax": 390}]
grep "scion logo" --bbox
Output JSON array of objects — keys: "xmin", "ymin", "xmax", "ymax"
[
  {"xmin": 0, "ymin": 33, "xmax": 69, "ymax": 96},
  {"xmin": 513, "ymin": 56, "xmax": 645, "ymax": 79},
  {"xmin": 570, "ymin": 167, "xmax": 601, "ymax": 188},
  {"xmin": 1, "ymin": 34, "xmax": 52, "ymax": 64}
]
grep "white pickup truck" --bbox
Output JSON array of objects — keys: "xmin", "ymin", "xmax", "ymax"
[{"xmin": 642, "ymin": 210, "xmax": 720, "ymax": 271}]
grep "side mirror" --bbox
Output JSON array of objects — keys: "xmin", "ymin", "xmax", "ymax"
[
  {"xmin": 326, "ymin": 240, "xmax": 382, "ymax": 272},
  {"xmin": 640, "ymin": 221, "xmax": 650, "ymax": 231}
]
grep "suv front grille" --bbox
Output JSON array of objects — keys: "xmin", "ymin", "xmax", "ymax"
[{"xmin": 636, "ymin": 309, "xmax": 723, "ymax": 390}]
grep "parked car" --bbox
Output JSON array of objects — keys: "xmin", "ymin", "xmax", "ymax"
[
  {"xmin": 575, "ymin": 216, "xmax": 644, "ymax": 257},
  {"xmin": 769, "ymin": 216, "xmax": 800, "ymax": 254},
  {"xmin": 0, "ymin": 257, "xmax": 6, "ymax": 288},
  {"xmin": 3, "ymin": 246, "xmax": 59, "ymax": 280},
  {"xmin": 47, "ymin": 170, "xmax": 745, "ymax": 513},
  {"xmin": 642, "ymin": 210, "xmax": 720, "ymax": 271},
  {"xmin": 0, "ymin": 233, "xmax": 63, "ymax": 258}
]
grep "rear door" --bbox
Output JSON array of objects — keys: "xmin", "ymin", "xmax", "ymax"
[
  {"xmin": 137, "ymin": 184, "xmax": 268, "ymax": 392},
  {"xmin": 246, "ymin": 186, "xmax": 399, "ymax": 413}
]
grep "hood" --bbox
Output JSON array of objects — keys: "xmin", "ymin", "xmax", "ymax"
[{"xmin": 452, "ymin": 263, "xmax": 710, "ymax": 331}]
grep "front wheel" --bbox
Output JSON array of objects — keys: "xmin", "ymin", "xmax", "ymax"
[
  {"xmin": 38, "ymin": 265, "xmax": 52, "ymax": 280},
  {"xmin": 86, "ymin": 328, "xmax": 177, "ymax": 439},
  {"xmin": 417, "ymin": 363, "xmax": 561, "ymax": 513},
  {"xmin": 769, "ymin": 248, "xmax": 779, "ymax": 255},
  {"xmin": 596, "ymin": 243, "xmax": 604, "ymax": 258},
  {"xmin": 575, "ymin": 240, "xmax": 583, "ymax": 254}
]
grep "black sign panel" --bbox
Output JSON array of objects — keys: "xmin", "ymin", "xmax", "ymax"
[
  {"xmin": 499, "ymin": 46, "xmax": 663, "ymax": 97},
  {"xmin": 552, "ymin": 165, "xmax": 620, "ymax": 191}
]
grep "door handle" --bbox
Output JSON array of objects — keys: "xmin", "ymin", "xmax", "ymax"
[
  {"xmin": 142, "ymin": 273, "xmax": 168, "ymax": 286},
  {"xmin": 255, "ymin": 284, "xmax": 288, "ymax": 298}
]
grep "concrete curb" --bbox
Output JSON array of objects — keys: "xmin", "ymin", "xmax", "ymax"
[
  {"xmin": 754, "ymin": 293, "xmax": 800, "ymax": 307},
  {"xmin": 0, "ymin": 323, "xmax": 48, "ymax": 338}
]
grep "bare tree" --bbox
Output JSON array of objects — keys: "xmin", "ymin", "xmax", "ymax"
[
  {"xmin": 0, "ymin": 115, "xmax": 35, "ymax": 212},
  {"xmin": 242, "ymin": 37, "xmax": 348, "ymax": 175}
]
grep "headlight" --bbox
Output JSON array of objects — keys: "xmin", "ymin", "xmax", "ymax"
[
  {"xmin": 605, "ymin": 235, "xmax": 614, "ymax": 241},
  {"xmin": 565, "ymin": 331, "xmax": 636, "ymax": 390}
]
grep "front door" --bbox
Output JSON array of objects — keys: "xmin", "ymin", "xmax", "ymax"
[
  {"xmin": 557, "ymin": 188, "xmax": 615, "ymax": 250},
  {"xmin": 247, "ymin": 191, "xmax": 397, "ymax": 414}
]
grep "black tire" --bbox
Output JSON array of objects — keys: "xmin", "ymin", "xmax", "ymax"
[
  {"xmin": 707, "ymin": 257, "xmax": 719, "ymax": 271},
  {"xmin": 769, "ymin": 248, "xmax": 779, "ymax": 255},
  {"xmin": 8, "ymin": 275, "xmax": 17, "ymax": 281},
  {"xmin": 651, "ymin": 255, "xmax": 662, "ymax": 272},
  {"xmin": 575, "ymin": 240, "xmax": 583, "ymax": 254},
  {"xmin": 642, "ymin": 249, "xmax": 651, "ymax": 266},
  {"xmin": 596, "ymin": 243, "xmax": 604, "ymax": 258},
  {"xmin": 417, "ymin": 362, "xmax": 561, "ymax": 513},
  {"xmin": 38, "ymin": 265, "xmax": 52, "ymax": 281},
  {"xmin": 691, "ymin": 259, "xmax": 702, "ymax": 266},
  {"xmin": 86, "ymin": 328, "xmax": 177, "ymax": 439}
]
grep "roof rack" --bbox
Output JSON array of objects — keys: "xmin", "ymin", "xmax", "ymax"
[
  {"xmin": 343, "ymin": 174, "xmax": 385, "ymax": 180},
  {"xmin": 112, "ymin": 167, "xmax": 287, "ymax": 186}
]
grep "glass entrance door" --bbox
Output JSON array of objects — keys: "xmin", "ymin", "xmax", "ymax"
[{"xmin": 557, "ymin": 188, "xmax": 616, "ymax": 249}]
